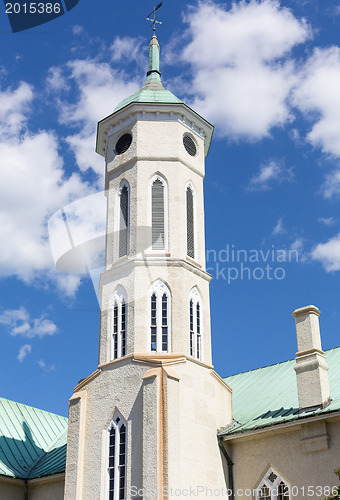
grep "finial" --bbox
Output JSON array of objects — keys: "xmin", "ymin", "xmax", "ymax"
[{"xmin": 147, "ymin": 2, "xmax": 163, "ymax": 34}]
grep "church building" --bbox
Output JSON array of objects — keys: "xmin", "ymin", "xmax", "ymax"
[{"xmin": 0, "ymin": 33, "xmax": 340, "ymax": 500}]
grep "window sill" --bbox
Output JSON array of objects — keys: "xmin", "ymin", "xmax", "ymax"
[
  {"xmin": 186, "ymin": 255, "xmax": 202, "ymax": 268},
  {"xmin": 144, "ymin": 252, "xmax": 171, "ymax": 257}
]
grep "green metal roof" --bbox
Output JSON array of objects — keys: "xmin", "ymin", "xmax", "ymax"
[
  {"xmin": 220, "ymin": 346, "xmax": 340, "ymax": 437},
  {"xmin": 114, "ymin": 34, "xmax": 183, "ymax": 113},
  {"xmin": 0, "ymin": 397, "xmax": 67, "ymax": 479}
]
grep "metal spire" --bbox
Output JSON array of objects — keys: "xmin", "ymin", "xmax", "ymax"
[{"xmin": 147, "ymin": 2, "xmax": 163, "ymax": 34}]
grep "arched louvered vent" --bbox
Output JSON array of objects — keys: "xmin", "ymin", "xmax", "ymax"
[
  {"xmin": 119, "ymin": 185, "xmax": 129, "ymax": 258},
  {"xmin": 152, "ymin": 178, "xmax": 165, "ymax": 250},
  {"xmin": 186, "ymin": 186, "xmax": 195, "ymax": 258},
  {"xmin": 115, "ymin": 133, "xmax": 132, "ymax": 155},
  {"xmin": 183, "ymin": 135, "xmax": 197, "ymax": 157}
]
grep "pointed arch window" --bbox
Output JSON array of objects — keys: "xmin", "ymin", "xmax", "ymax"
[
  {"xmin": 107, "ymin": 413, "xmax": 127, "ymax": 500},
  {"xmin": 151, "ymin": 176, "xmax": 167, "ymax": 251},
  {"xmin": 186, "ymin": 184, "xmax": 195, "ymax": 259},
  {"xmin": 189, "ymin": 288, "xmax": 202, "ymax": 360},
  {"xmin": 112, "ymin": 288, "xmax": 127, "ymax": 360},
  {"xmin": 118, "ymin": 182, "xmax": 129, "ymax": 258},
  {"xmin": 149, "ymin": 281, "xmax": 171, "ymax": 353},
  {"xmin": 255, "ymin": 467, "xmax": 290, "ymax": 500}
]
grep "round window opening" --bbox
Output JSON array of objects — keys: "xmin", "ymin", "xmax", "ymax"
[
  {"xmin": 183, "ymin": 135, "xmax": 197, "ymax": 157},
  {"xmin": 115, "ymin": 133, "xmax": 132, "ymax": 155}
]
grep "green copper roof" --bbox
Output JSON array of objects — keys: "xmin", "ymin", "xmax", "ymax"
[
  {"xmin": 0, "ymin": 397, "xmax": 67, "ymax": 479},
  {"xmin": 220, "ymin": 346, "xmax": 340, "ymax": 437},
  {"xmin": 114, "ymin": 34, "xmax": 183, "ymax": 112}
]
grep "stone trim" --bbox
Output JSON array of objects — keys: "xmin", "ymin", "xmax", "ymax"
[
  {"xmin": 73, "ymin": 369, "xmax": 101, "ymax": 392},
  {"xmin": 210, "ymin": 370, "xmax": 232, "ymax": 393},
  {"xmin": 0, "ymin": 475, "xmax": 24, "ymax": 485},
  {"xmin": 28, "ymin": 473, "xmax": 65, "ymax": 485},
  {"xmin": 292, "ymin": 305, "xmax": 320, "ymax": 318},
  {"xmin": 295, "ymin": 347, "xmax": 325, "ymax": 357}
]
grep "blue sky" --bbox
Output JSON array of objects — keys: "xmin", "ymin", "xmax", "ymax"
[{"xmin": 1, "ymin": 0, "xmax": 340, "ymax": 418}]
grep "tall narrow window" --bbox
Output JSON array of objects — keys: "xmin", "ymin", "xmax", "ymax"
[
  {"xmin": 107, "ymin": 414, "xmax": 127, "ymax": 500},
  {"xmin": 151, "ymin": 293, "xmax": 157, "ymax": 352},
  {"xmin": 189, "ymin": 288, "xmax": 202, "ymax": 360},
  {"xmin": 162, "ymin": 294, "xmax": 168, "ymax": 351},
  {"xmin": 151, "ymin": 176, "xmax": 166, "ymax": 250},
  {"xmin": 111, "ymin": 288, "xmax": 127, "ymax": 360},
  {"xmin": 255, "ymin": 468, "xmax": 290, "ymax": 500},
  {"xmin": 258, "ymin": 486, "xmax": 271, "ymax": 500},
  {"xmin": 121, "ymin": 301, "xmax": 126, "ymax": 357},
  {"xmin": 149, "ymin": 281, "xmax": 171, "ymax": 352},
  {"xmin": 189, "ymin": 300, "xmax": 194, "ymax": 356},
  {"xmin": 278, "ymin": 482, "xmax": 290, "ymax": 500},
  {"xmin": 196, "ymin": 302, "xmax": 201, "ymax": 359},
  {"xmin": 119, "ymin": 183, "xmax": 129, "ymax": 258},
  {"xmin": 113, "ymin": 304, "xmax": 118, "ymax": 359},
  {"xmin": 186, "ymin": 185, "xmax": 195, "ymax": 258}
]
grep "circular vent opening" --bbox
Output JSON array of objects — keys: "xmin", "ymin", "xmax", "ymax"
[
  {"xmin": 183, "ymin": 135, "xmax": 197, "ymax": 157},
  {"xmin": 115, "ymin": 133, "xmax": 132, "ymax": 155}
]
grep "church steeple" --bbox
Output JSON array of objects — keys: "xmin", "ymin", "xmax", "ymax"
[
  {"xmin": 147, "ymin": 34, "xmax": 161, "ymax": 77},
  {"xmin": 66, "ymin": 26, "xmax": 232, "ymax": 500},
  {"xmin": 96, "ymin": 30, "xmax": 215, "ymax": 364},
  {"xmin": 112, "ymin": 34, "xmax": 183, "ymax": 113}
]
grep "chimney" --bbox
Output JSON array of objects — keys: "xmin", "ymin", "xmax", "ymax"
[{"xmin": 292, "ymin": 305, "xmax": 331, "ymax": 411}]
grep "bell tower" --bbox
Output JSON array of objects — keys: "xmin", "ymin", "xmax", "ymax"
[
  {"xmin": 64, "ymin": 34, "xmax": 232, "ymax": 500},
  {"xmin": 96, "ymin": 33, "xmax": 215, "ymax": 366}
]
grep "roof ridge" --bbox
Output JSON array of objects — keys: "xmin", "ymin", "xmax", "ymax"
[
  {"xmin": 25, "ymin": 427, "xmax": 68, "ymax": 479},
  {"xmin": 222, "ymin": 345, "xmax": 340, "ymax": 379},
  {"xmin": 0, "ymin": 397, "xmax": 67, "ymax": 421}
]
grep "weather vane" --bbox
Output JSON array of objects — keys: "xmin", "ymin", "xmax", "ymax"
[{"xmin": 147, "ymin": 3, "xmax": 163, "ymax": 33}]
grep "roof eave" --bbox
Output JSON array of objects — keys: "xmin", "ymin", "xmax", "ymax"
[
  {"xmin": 96, "ymin": 101, "xmax": 214, "ymax": 158},
  {"xmin": 219, "ymin": 408, "xmax": 340, "ymax": 440}
]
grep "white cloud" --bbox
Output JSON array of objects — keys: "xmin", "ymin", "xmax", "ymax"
[
  {"xmin": 17, "ymin": 344, "xmax": 32, "ymax": 362},
  {"xmin": 0, "ymin": 130, "xmax": 90, "ymax": 282},
  {"xmin": 110, "ymin": 36, "xmax": 143, "ymax": 63},
  {"xmin": 311, "ymin": 234, "xmax": 340, "ymax": 271},
  {"xmin": 318, "ymin": 217, "xmax": 335, "ymax": 226},
  {"xmin": 248, "ymin": 159, "xmax": 293, "ymax": 190},
  {"xmin": 66, "ymin": 131, "xmax": 104, "ymax": 177},
  {"xmin": 46, "ymin": 67, "xmax": 68, "ymax": 92},
  {"xmin": 72, "ymin": 25, "xmax": 84, "ymax": 36},
  {"xmin": 0, "ymin": 51, "xmax": 139, "ymax": 294},
  {"xmin": 49, "ymin": 272, "xmax": 82, "ymax": 298},
  {"xmin": 293, "ymin": 47, "xmax": 340, "ymax": 157},
  {"xmin": 38, "ymin": 359, "xmax": 56, "ymax": 372},
  {"xmin": 0, "ymin": 81, "xmax": 94, "ymax": 292},
  {"xmin": 55, "ymin": 59, "xmax": 139, "ymax": 176},
  {"xmin": 0, "ymin": 307, "xmax": 57, "ymax": 338},
  {"xmin": 320, "ymin": 169, "xmax": 340, "ymax": 199},
  {"xmin": 290, "ymin": 238, "xmax": 305, "ymax": 262},
  {"xmin": 273, "ymin": 217, "xmax": 286, "ymax": 235},
  {"xmin": 48, "ymin": 191, "xmax": 106, "ymax": 277},
  {"xmin": 0, "ymin": 81, "xmax": 33, "ymax": 137},
  {"xmin": 180, "ymin": 0, "xmax": 311, "ymax": 139},
  {"xmin": 291, "ymin": 238, "xmax": 304, "ymax": 253}
]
